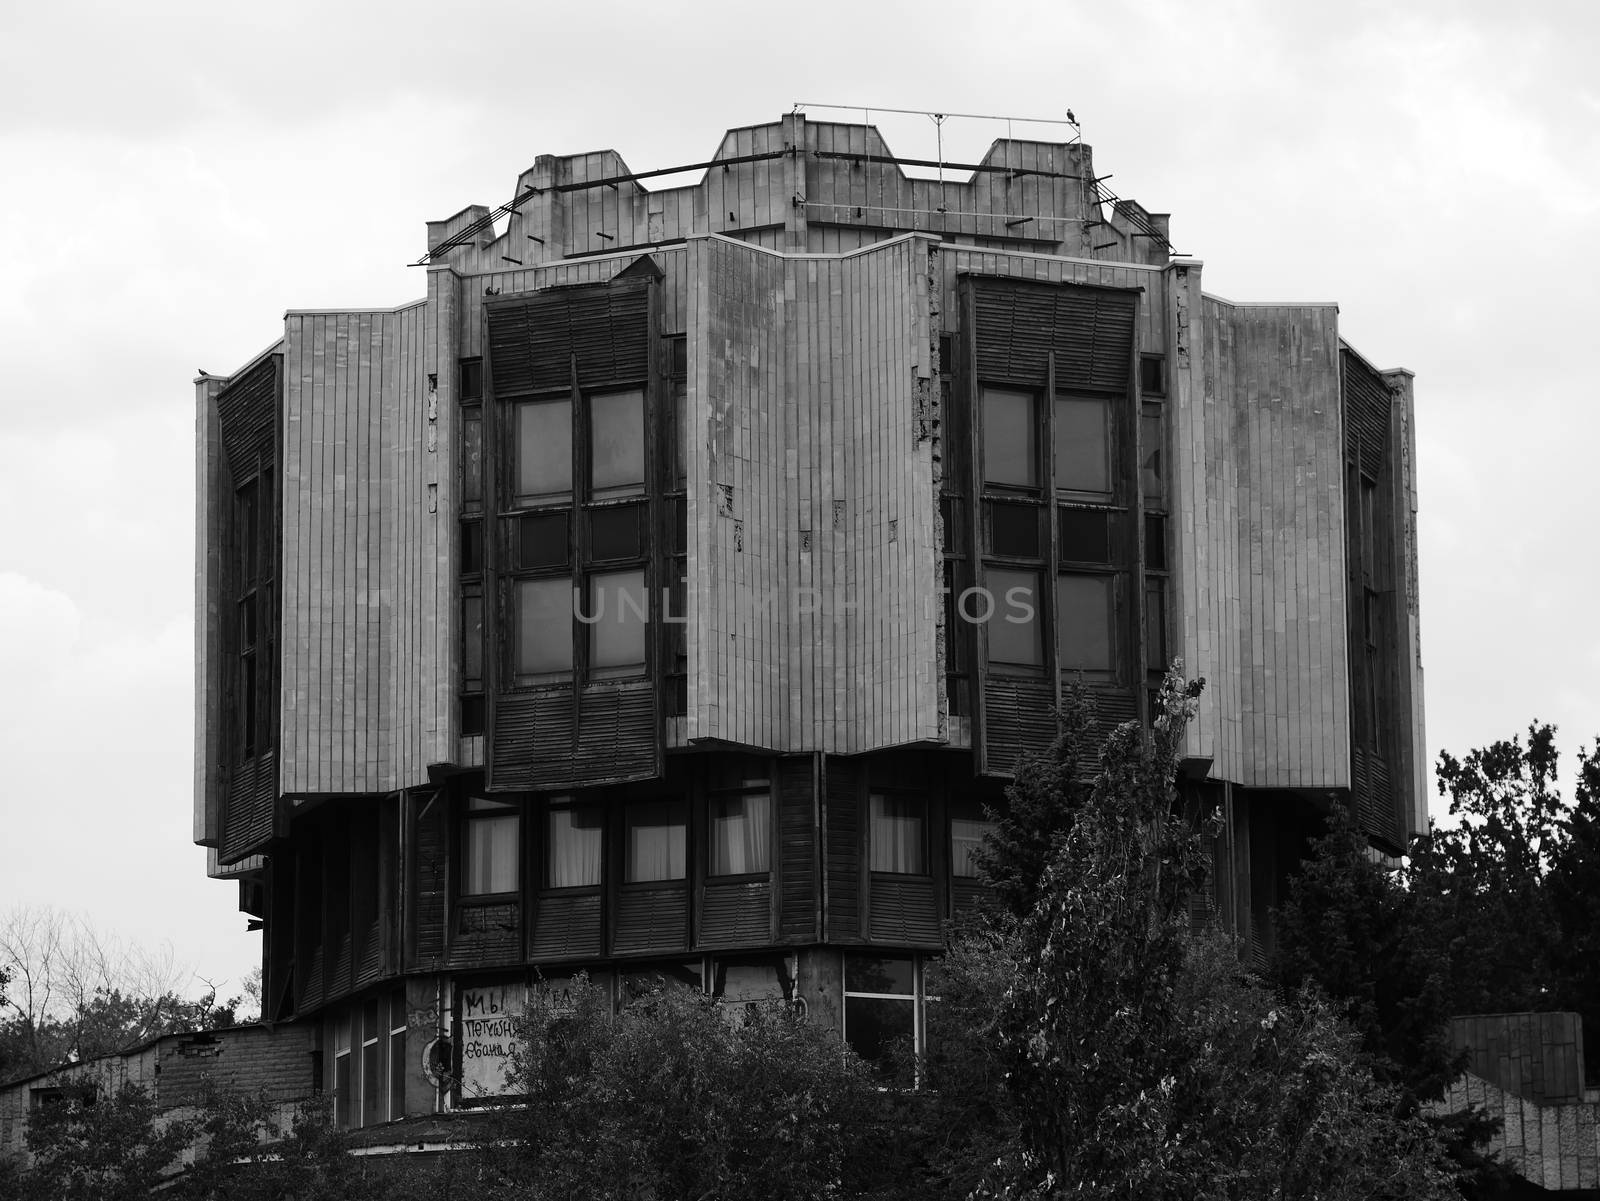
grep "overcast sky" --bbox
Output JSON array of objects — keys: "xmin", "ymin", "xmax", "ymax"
[{"xmin": 1, "ymin": 0, "xmax": 1594, "ymax": 1000}]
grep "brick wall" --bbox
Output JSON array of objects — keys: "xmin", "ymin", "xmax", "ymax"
[{"xmin": 156, "ymin": 1023, "xmax": 317, "ymax": 1109}]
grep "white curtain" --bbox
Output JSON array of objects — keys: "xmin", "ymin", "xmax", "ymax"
[
  {"xmin": 950, "ymin": 815, "xmax": 995, "ymax": 878},
  {"xmin": 547, "ymin": 807, "xmax": 603, "ymax": 888},
  {"xmin": 626, "ymin": 802, "xmax": 686, "ymax": 882},
  {"xmin": 869, "ymin": 794, "xmax": 926, "ymax": 874},
  {"xmin": 709, "ymin": 793, "xmax": 771, "ymax": 876},
  {"xmin": 465, "ymin": 813, "xmax": 519, "ymax": 894}
]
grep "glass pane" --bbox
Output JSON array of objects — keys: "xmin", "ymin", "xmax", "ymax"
[
  {"xmin": 1144, "ymin": 513, "xmax": 1167, "ymax": 571},
  {"xmin": 590, "ymin": 504, "xmax": 644, "ymax": 561},
  {"xmin": 985, "ymin": 568, "xmax": 1042, "ymax": 667},
  {"xmin": 1054, "ymin": 396, "xmax": 1111, "ymax": 495},
  {"xmin": 982, "ymin": 388, "xmax": 1037, "ymax": 487},
  {"xmin": 1057, "ymin": 574, "xmax": 1115, "ymax": 672},
  {"xmin": 951, "ymin": 811, "xmax": 995, "ymax": 879},
  {"xmin": 709, "ymin": 793, "xmax": 771, "ymax": 876},
  {"xmin": 362, "ymin": 1038, "xmax": 382, "ymax": 1126},
  {"xmin": 519, "ymin": 512, "xmax": 569, "ymax": 570},
  {"xmin": 463, "ymin": 415, "xmax": 483, "ymax": 508},
  {"xmin": 516, "ymin": 400, "xmax": 572, "ymax": 500},
  {"xmin": 845, "ymin": 954, "xmax": 915, "ymax": 995},
  {"xmin": 1140, "ymin": 355, "xmax": 1165, "ymax": 396},
  {"xmin": 869, "ymin": 794, "xmax": 926, "ymax": 874},
  {"xmin": 1145, "ymin": 581, "xmax": 1167, "ymax": 673},
  {"xmin": 462, "ymin": 595, "xmax": 483, "ymax": 691},
  {"xmin": 1059, "ymin": 508, "xmax": 1111, "ymax": 564},
  {"xmin": 625, "ymin": 801, "xmax": 686, "ymax": 882},
  {"xmin": 460, "ymin": 695, "xmax": 485, "ymax": 737},
  {"xmin": 464, "ymin": 812, "xmax": 519, "ymax": 895},
  {"xmin": 334, "ymin": 1052, "xmax": 352, "ymax": 1128},
  {"xmin": 845, "ymin": 996, "xmax": 915, "ymax": 1065},
  {"xmin": 515, "ymin": 577, "xmax": 573, "ymax": 678},
  {"xmin": 388, "ymin": 1030, "xmax": 405, "ymax": 1120},
  {"xmin": 591, "ymin": 390, "xmax": 645, "ymax": 496},
  {"xmin": 460, "ymin": 359, "xmax": 483, "ymax": 402},
  {"xmin": 671, "ymin": 379, "xmax": 688, "ymax": 488},
  {"xmin": 460, "ymin": 520, "xmax": 483, "ymax": 574},
  {"xmin": 1141, "ymin": 411, "xmax": 1164, "ymax": 501},
  {"xmin": 547, "ymin": 807, "xmax": 603, "ymax": 888},
  {"xmin": 989, "ymin": 502, "xmax": 1039, "ymax": 558},
  {"xmin": 588, "ymin": 569, "xmax": 647, "ymax": 677}
]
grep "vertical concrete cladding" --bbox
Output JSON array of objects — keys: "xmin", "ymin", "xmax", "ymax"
[
  {"xmin": 687, "ymin": 233, "xmax": 940, "ymax": 754},
  {"xmin": 279, "ymin": 301, "xmax": 452, "ymax": 796},
  {"xmin": 1185, "ymin": 295, "xmax": 1349, "ymax": 789},
  {"xmin": 1384, "ymin": 369, "xmax": 1427, "ymax": 838}
]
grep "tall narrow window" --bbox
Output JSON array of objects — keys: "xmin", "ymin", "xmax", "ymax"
[
  {"xmin": 985, "ymin": 568, "xmax": 1043, "ymax": 668},
  {"xmin": 625, "ymin": 801, "xmax": 687, "ymax": 882},
  {"xmin": 709, "ymin": 791, "xmax": 771, "ymax": 876},
  {"xmin": 515, "ymin": 577, "xmax": 574, "ymax": 681},
  {"xmin": 547, "ymin": 804, "xmax": 603, "ymax": 888},
  {"xmin": 949, "ymin": 801, "xmax": 996, "ymax": 879},
  {"xmin": 590, "ymin": 389, "xmax": 645, "ymax": 497},
  {"xmin": 982, "ymin": 387, "xmax": 1038, "ymax": 488},
  {"xmin": 1057, "ymin": 574, "xmax": 1116, "ymax": 673},
  {"xmin": 1054, "ymin": 396, "xmax": 1112, "ymax": 496},
  {"xmin": 587, "ymin": 569, "xmax": 648, "ymax": 678},
  {"xmin": 463, "ymin": 797, "xmax": 519, "ymax": 896},
  {"xmin": 869, "ymin": 794, "xmax": 927, "ymax": 874},
  {"xmin": 516, "ymin": 399, "xmax": 573, "ymax": 502}
]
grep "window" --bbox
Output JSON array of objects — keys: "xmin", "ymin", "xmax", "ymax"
[
  {"xmin": 984, "ymin": 568, "xmax": 1042, "ymax": 668},
  {"xmin": 843, "ymin": 954, "xmax": 927, "ymax": 1069},
  {"xmin": 1140, "ymin": 354, "xmax": 1166, "ymax": 397},
  {"xmin": 462, "ymin": 797, "xmax": 519, "ymax": 896},
  {"xmin": 625, "ymin": 801, "xmax": 686, "ymax": 883},
  {"xmin": 587, "ymin": 569, "xmax": 647, "ymax": 679},
  {"xmin": 547, "ymin": 803, "xmax": 603, "ymax": 889},
  {"xmin": 1053, "ymin": 396, "xmax": 1112, "ymax": 496},
  {"xmin": 1057, "ymin": 574, "xmax": 1116, "ymax": 673},
  {"xmin": 589, "ymin": 389, "xmax": 645, "ymax": 497},
  {"xmin": 982, "ymin": 387, "xmax": 1038, "ymax": 488},
  {"xmin": 709, "ymin": 787, "xmax": 771, "ymax": 876},
  {"xmin": 516, "ymin": 577, "xmax": 574, "ymax": 681},
  {"xmin": 458, "ymin": 359, "xmax": 486, "ymax": 736},
  {"xmin": 232, "ymin": 469, "xmax": 273, "ymax": 762},
  {"xmin": 330, "ymin": 992, "xmax": 406, "ymax": 1128},
  {"xmin": 515, "ymin": 399, "xmax": 573, "ymax": 503},
  {"xmin": 869, "ymin": 794, "xmax": 926, "ymax": 874},
  {"xmin": 949, "ymin": 801, "xmax": 996, "ymax": 879},
  {"xmin": 507, "ymin": 378, "xmax": 652, "ymax": 688}
]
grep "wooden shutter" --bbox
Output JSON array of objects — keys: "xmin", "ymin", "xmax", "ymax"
[
  {"xmin": 777, "ymin": 756, "xmax": 818, "ymax": 942},
  {"xmin": 825, "ymin": 760, "xmax": 862, "ymax": 942}
]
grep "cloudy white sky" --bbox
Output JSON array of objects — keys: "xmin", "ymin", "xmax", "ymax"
[{"xmin": 1, "ymin": 0, "xmax": 1595, "ymax": 998}]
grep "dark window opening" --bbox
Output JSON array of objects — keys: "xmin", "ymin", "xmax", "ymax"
[
  {"xmin": 1059, "ymin": 508, "xmax": 1112, "ymax": 564},
  {"xmin": 989, "ymin": 501, "xmax": 1041, "ymax": 559},
  {"xmin": 1144, "ymin": 514, "xmax": 1167, "ymax": 572},
  {"xmin": 1140, "ymin": 354, "xmax": 1166, "ymax": 397},
  {"xmin": 518, "ymin": 512, "xmax": 570, "ymax": 571}
]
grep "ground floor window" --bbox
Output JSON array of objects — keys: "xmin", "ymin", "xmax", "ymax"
[
  {"xmin": 330, "ymin": 990, "xmax": 406, "ymax": 1127},
  {"xmin": 843, "ymin": 953, "xmax": 930, "ymax": 1069}
]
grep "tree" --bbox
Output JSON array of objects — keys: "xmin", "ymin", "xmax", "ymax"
[
  {"xmin": 923, "ymin": 669, "xmax": 1460, "ymax": 1200},
  {"xmin": 15, "ymin": 1081, "xmax": 194, "ymax": 1201},
  {"xmin": 0, "ymin": 906, "xmax": 239, "ymax": 1083},
  {"xmin": 493, "ymin": 974, "xmax": 891, "ymax": 1201}
]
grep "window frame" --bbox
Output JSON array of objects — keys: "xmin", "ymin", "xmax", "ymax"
[
  {"xmin": 867, "ymin": 791, "xmax": 931, "ymax": 877},
  {"xmin": 459, "ymin": 796, "xmax": 522, "ymax": 900},
  {"xmin": 504, "ymin": 372, "xmax": 655, "ymax": 690},
  {"xmin": 705, "ymin": 780, "xmax": 774, "ymax": 881}
]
